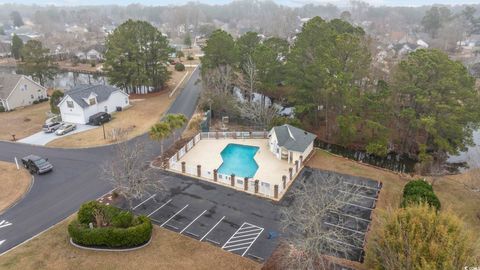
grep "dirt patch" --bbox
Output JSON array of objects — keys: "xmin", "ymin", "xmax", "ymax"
[
  {"xmin": 0, "ymin": 102, "xmax": 50, "ymax": 141},
  {"xmin": 0, "ymin": 215, "xmax": 261, "ymax": 270},
  {"xmin": 0, "ymin": 161, "xmax": 32, "ymax": 213}
]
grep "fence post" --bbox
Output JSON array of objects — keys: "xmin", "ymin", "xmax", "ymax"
[
  {"xmin": 215, "ymin": 131, "xmax": 219, "ymax": 139},
  {"xmin": 282, "ymin": 175, "xmax": 287, "ymax": 189},
  {"xmin": 255, "ymin": 180, "xmax": 259, "ymax": 194},
  {"xmin": 295, "ymin": 160, "xmax": 299, "ymax": 173},
  {"xmin": 289, "ymin": 168, "xmax": 293, "ymax": 181},
  {"xmin": 181, "ymin": 162, "xmax": 186, "ymax": 173},
  {"xmin": 231, "ymin": 174, "xmax": 235, "ymax": 187},
  {"xmin": 166, "ymin": 160, "xmax": 170, "ymax": 169},
  {"xmin": 197, "ymin": 165, "xmax": 201, "ymax": 177},
  {"xmin": 274, "ymin": 185, "xmax": 278, "ymax": 199},
  {"xmin": 299, "ymin": 155, "xmax": 303, "ymax": 167},
  {"xmin": 213, "ymin": 169, "xmax": 218, "ymax": 182},
  {"xmin": 244, "ymin": 177, "xmax": 248, "ymax": 191},
  {"xmin": 233, "ymin": 132, "xmax": 237, "ymax": 139}
]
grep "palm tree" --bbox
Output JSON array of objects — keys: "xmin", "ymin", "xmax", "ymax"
[
  {"xmin": 165, "ymin": 114, "xmax": 188, "ymax": 142},
  {"xmin": 149, "ymin": 122, "xmax": 172, "ymax": 155}
]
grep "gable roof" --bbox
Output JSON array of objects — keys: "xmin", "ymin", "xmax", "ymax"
[
  {"xmin": 0, "ymin": 74, "xmax": 22, "ymax": 99},
  {"xmin": 63, "ymin": 84, "xmax": 126, "ymax": 108},
  {"xmin": 272, "ymin": 124, "xmax": 316, "ymax": 153}
]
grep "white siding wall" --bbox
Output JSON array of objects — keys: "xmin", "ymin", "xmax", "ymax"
[
  {"xmin": 59, "ymin": 91, "xmax": 129, "ymax": 124},
  {"xmin": 268, "ymin": 130, "xmax": 281, "ymax": 159},
  {"xmin": 59, "ymin": 96, "xmax": 86, "ymax": 124},
  {"xmin": 6, "ymin": 76, "xmax": 47, "ymax": 110}
]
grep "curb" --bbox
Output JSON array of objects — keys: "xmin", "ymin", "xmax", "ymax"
[
  {"xmin": 69, "ymin": 235, "xmax": 152, "ymax": 252},
  {"xmin": 0, "ymin": 173, "xmax": 34, "ymax": 216}
]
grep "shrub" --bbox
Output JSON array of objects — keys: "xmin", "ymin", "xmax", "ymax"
[
  {"xmin": 401, "ymin": 179, "xmax": 441, "ymax": 210},
  {"xmin": 175, "ymin": 63, "xmax": 185, "ymax": 71},
  {"xmin": 111, "ymin": 211, "xmax": 134, "ymax": 228},
  {"xmin": 187, "ymin": 55, "xmax": 194, "ymax": 60},
  {"xmin": 32, "ymin": 100, "xmax": 39, "ymax": 104},
  {"xmin": 77, "ymin": 200, "xmax": 101, "ymax": 224},
  {"xmin": 68, "ymin": 216, "xmax": 152, "ymax": 248},
  {"xmin": 0, "ymin": 106, "xmax": 4, "ymax": 112}
]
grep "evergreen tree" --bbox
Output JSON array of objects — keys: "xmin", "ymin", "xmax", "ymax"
[
  {"xmin": 104, "ymin": 20, "xmax": 171, "ymax": 94},
  {"xmin": 11, "ymin": 34, "xmax": 23, "ymax": 60},
  {"xmin": 18, "ymin": 40, "xmax": 57, "ymax": 86}
]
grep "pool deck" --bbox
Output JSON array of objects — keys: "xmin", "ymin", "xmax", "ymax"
[{"xmin": 177, "ymin": 138, "xmax": 291, "ymax": 187}]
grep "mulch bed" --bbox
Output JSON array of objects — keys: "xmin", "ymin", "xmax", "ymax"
[{"xmin": 151, "ymin": 135, "xmax": 195, "ymax": 168}]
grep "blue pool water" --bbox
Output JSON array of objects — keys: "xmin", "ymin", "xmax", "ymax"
[{"xmin": 218, "ymin": 143, "xmax": 259, "ymax": 178}]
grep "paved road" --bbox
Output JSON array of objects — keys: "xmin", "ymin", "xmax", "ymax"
[{"xmin": 0, "ymin": 67, "xmax": 202, "ymax": 255}]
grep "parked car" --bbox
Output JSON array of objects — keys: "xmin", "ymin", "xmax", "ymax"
[
  {"xmin": 55, "ymin": 123, "xmax": 76, "ymax": 136},
  {"xmin": 42, "ymin": 122, "xmax": 62, "ymax": 133},
  {"xmin": 89, "ymin": 112, "xmax": 111, "ymax": 126},
  {"xmin": 21, "ymin": 155, "xmax": 53, "ymax": 174}
]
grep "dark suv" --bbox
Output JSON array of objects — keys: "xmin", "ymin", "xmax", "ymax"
[
  {"xmin": 89, "ymin": 112, "xmax": 111, "ymax": 126},
  {"xmin": 21, "ymin": 155, "xmax": 53, "ymax": 174}
]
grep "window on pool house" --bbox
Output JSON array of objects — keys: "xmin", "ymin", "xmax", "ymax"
[
  {"xmin": 89, "ymin": 98, "xmax": 96, "ymax": 105},
  {"xmin": 67, "ymin": 101, "xmax": 74, "ymax": 108}
]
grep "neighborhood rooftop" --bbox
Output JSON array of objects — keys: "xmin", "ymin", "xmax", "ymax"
[
  {"xmin": 0, "ymin": 74, "xmax": 23, "ymax": 99},
  {"xmin": 273, "ymin": 124, "xmax": 316, "ymax": 152},
  {"xmin": 65, "ymin": 84, "xmax": 123, "ymax": 108}
]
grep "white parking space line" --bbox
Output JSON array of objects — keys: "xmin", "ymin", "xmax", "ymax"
[
  {"xmin": 133, "ymin": 194, "xmax": 156, "ymax": 210},
  {"xmin": 161, "ymin": 204, "xmax": 189, "ymax": 227},
  {"xmin": 222, "ymin": 222, "xmax": 264, "ymax": 257},
  {"xmin": 147, "ymin": 199, "xmax": 172, "ymax": 217},
  {"xmin": 0, "ymin": 220, "xmax": 12, "ymax": 229},
  {"xmin": 200, "ymin": 216, "xmax": 225, "ymax": 241},
  {"xmin": 180, "ymin": 210, "xmax": 207, "ymax": 234}
]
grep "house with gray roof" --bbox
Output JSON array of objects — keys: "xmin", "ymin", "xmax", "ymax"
[
  {"xmin": 0, "ymin": 74, "xmax": 47, "ymax": 111},
  {"xmin": 58, "ymin": 84, "xmax": 129, "ymax": 124},
  {"xmin": 268, "ymin": 124, "xmax": 316, "ymax": 164}
]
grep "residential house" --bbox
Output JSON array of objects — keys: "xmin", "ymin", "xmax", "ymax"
[
  {"xmin": 0, "ymin": 74, "xmax": 47, "ymax": 111},
  {"xmin": 58, "ymin": 84, "xmax": 129, "ymax": 124},
  {"xmin": 75, "ymin": 51, "xmax": 86, "ymax": 60},
  {"xmin": 86, "ymin": 49, "xmax": 102, "ymax": 61},
  {"xmin": 268, "ymin": 124, "xmax": 316, "ymax": 164}
]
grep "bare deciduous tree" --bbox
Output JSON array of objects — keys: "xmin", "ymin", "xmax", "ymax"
[
  {"xmin": 237, "ymin": 100, "xmax": 279, "ymax": 129},
  {"xmin": 280, "ymin": 171, "xmax": 364, "ymax": 270},
  {"xmin": 101, "ymin": 140, "xmax": 164, "ymax": 209},
  {"xmin": 241, "ymin": 55, "xmax": 257, "ymax": 101}
]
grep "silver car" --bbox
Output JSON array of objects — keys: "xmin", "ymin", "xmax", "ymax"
[
  {"xmin": 42, "ymin": 122, "xmax": 62, "ymax": 133},
  {"xmin": 55, "ymin": 123, "xmax": 76, "ymax": 136}
]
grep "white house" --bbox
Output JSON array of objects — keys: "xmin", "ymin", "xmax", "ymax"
[
  {"xmin": 0, "ymin": 74, "xmax": 47, "ymax": 111},
  {"xmin": 58, "ymin": 84, "xmax": 129, "ymax": 124},
  {"xmin": 86, "ymin": 49, "xmax": 102, "ymax": 61},
  {"xmin": 268, "ymin": 124, "xmax": 316, "ymax": 164}
]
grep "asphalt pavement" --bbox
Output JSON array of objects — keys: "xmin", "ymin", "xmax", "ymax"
[{"xmin": 0, "ymin": 66, "xmax": 202, "ymax": 255}]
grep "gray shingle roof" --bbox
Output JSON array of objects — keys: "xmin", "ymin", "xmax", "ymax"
[
  {"xmin": 0, "ymin": 74, "xmax": 22, "ymax": 99},
  {"xmin": 273, "ymin": 124, "xmax": 316, "ymax": 152},
  {"xmin": 65, "ymin": 84, "xmax": 123, "ymax": 108}
]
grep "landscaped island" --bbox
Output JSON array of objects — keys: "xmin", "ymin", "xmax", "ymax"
[{"xmin": 68, "ymin": 201, "xmax": 152, "ymax": 249}]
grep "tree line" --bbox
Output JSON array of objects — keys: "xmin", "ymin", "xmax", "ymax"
[{"xmin": 200, "ymin": 16, "xmax": 480, "ymax": 173}]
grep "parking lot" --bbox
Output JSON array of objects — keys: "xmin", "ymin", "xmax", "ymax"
[
  {"xmin": 116, "ymin": 167, "xmax": 381, "ymax": 263},
  {"xmin": 129, "ymin": 190, "xmax": 273, "ymax": 261}
]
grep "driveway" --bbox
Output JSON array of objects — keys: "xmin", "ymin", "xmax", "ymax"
[
  {"xmin": 18, "ymin": 124, "xmax": 98, "ymax": 146},
  {"xmin": 0, "ymin": 67, "xmax": 202, "ymax": 255}
]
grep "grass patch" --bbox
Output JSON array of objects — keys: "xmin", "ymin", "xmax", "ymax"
[
  {"xmin": 0, "ymin": 161, "xmax": 31, "ymax": 213},
  {"xmin": 0, "ymin": 102, "xmax": 49, "ymax": 141},
  {"xmin": 0, "ymin": 215, "xmax": 260, "ymax": 270}
]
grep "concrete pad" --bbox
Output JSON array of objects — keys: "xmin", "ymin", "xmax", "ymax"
[
  {"xmin": 178, "ymin": 139, "xmax": 292, "ymax": 188},
  {"xmin": 18, "ymin": 124, "xmax": 98, "ymax": 146}
]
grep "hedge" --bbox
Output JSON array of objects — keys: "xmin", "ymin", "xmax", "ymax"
[
  {"xmin": 71, "ymin": 201, "xmax": 152, "ymax": 248},
  {"xmin": 68, "ymin": 216, "xmax": 152, "ymax": 248},
  {"xmin": 401, "ymin": 179, "xmax": 441, "ymax": 210}
]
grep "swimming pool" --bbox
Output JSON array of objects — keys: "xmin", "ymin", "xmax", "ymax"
[{"xmin": 218, "ymin": 143, "xmax": 259, "ymax": 178}]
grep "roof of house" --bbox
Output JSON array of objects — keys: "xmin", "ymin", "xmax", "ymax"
[
  {"xmin": 0, "ymin": 74, "xmax": 22, "ymax": 99},
  {"xmin": 272, "ymin": 124, "xmax": 316, "ymax": 153},
  {"xmin": 64, "ymin": 84, "xmax": 126, "ymax": 108}
]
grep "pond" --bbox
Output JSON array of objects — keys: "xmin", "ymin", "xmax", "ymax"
[
  {"xmin": 447, "ymin": 129, "xmax": 480, "ymax": 171},
  {"xmin": 0, "ymin": 66, "xmax": 109, "ymax": 90}
]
